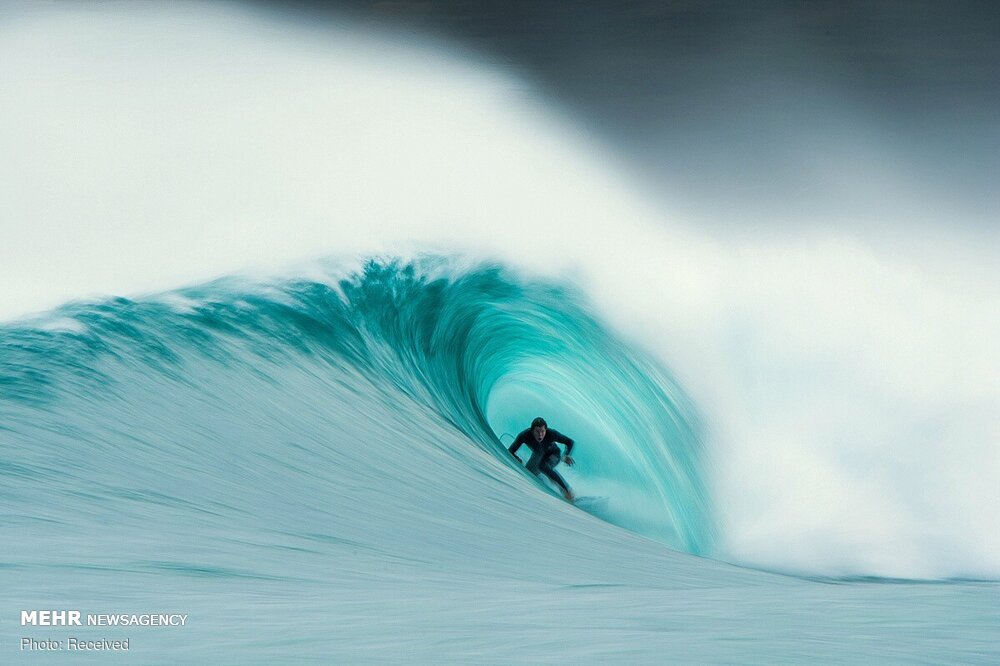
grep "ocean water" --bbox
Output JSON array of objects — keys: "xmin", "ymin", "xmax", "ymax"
[{"xmin": 2, "ymin": 3, "xmax": 998, "ymax": 663}]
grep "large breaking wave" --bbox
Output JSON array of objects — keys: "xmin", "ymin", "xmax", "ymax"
[{"xmin": 1, "ymin": 259, "xmax": 713, "ymax": 560}]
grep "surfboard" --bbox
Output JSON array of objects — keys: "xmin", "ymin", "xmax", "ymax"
[{"xmin": 573, "ymin": 495, "xmax": 609, "ymax": 511}]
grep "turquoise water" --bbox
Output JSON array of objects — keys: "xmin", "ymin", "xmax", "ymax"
[
  {"xmin": 2, "ymin": 259, "xmax": 997, "ymax": 663},
  {"xmin": 2, "ymin": 3, "xmax": 998, "ymax": 661}
]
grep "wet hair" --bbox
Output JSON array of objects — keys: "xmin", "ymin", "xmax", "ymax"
[{"xmin": 531, "ymin": 417, "xmax": 547, "ymax": 429}]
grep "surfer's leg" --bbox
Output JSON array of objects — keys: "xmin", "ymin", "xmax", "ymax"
[
  {"xmin": 540, "ymin": 460, "xmax": 573, "ymax": 501},
  {"xmin": 525, "ymin": 448, "xmax": 545, "ymax": 474}
]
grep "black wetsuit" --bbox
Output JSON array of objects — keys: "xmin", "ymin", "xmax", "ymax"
[{"xmin": 508, "ymin": 428, "xmax": 574, "ymax": 495}]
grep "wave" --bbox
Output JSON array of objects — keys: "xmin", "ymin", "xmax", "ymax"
[{"xmin": 1, "ymin": 258, "xmax": 714, "ymax": 558}]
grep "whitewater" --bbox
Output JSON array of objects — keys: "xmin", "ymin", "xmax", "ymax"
[{"xmin": 1, "ymin": 3, "xmax": 998, "ymax": 663}]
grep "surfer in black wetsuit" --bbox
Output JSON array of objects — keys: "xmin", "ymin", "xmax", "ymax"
[{"xmin": 508, "ymin": 417, "xmax": 575, "ymax": 501}]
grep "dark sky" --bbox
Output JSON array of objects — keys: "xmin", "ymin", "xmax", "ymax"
[{"xmin": 256, "ymin": 1, "xmax": 1000, "ymax": 232}]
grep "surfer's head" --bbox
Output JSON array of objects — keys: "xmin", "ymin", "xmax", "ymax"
[{"xmin": 531, "ymin": 416, "xmax": 547, "ymax": 441}]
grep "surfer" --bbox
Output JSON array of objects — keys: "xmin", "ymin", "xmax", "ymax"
[{"xmin": 508, "ymin": 417, "xmax": 575, "ymax": 501}]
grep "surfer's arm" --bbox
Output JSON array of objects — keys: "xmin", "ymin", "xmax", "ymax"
[
  {"xmin": 549, "ymin": 429, "xmax": 574, "ymax": 455},
  {"xmin": 549, "ymin": 429, "xmax": 575, "ymax": 465},
  {"xmin": 508, "ymin": 431, "xmax": 529, "ymax": 460}
]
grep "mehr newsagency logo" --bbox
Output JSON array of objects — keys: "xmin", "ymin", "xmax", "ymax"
[{"xmin": 22, "ymin": 610, "xmax": 188, "ymax": 626}]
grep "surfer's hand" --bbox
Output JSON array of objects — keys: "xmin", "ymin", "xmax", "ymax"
[{"xmin": 564, "ymin": 455, "xmax": 574, "ymax": 466}]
